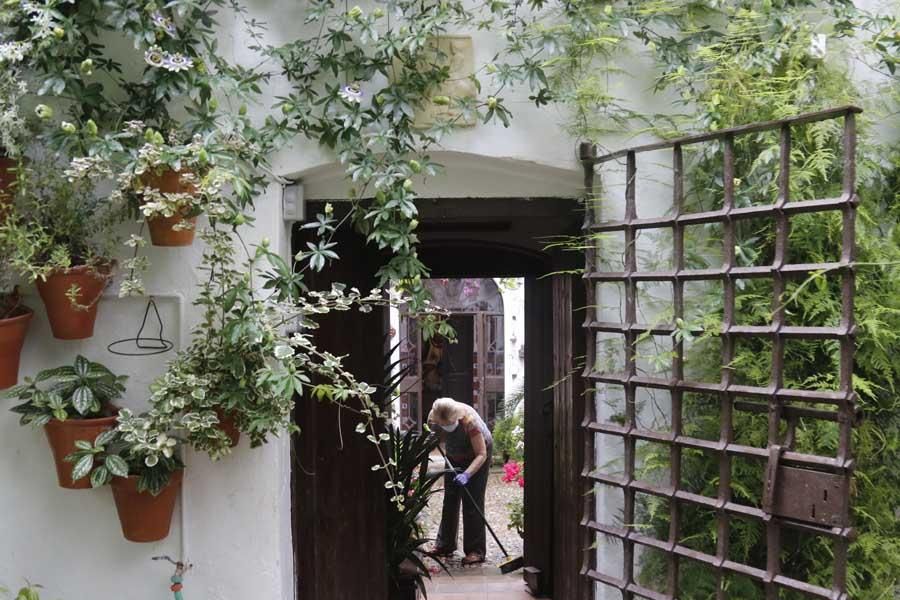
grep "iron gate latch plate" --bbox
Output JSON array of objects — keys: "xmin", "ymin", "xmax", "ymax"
[{"xmin": 762, "ymin": 445, "xmax": 847, "ymax": 528}]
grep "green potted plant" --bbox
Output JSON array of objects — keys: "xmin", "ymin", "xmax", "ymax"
[
  {"xmin": 128, "ymin": 131, "xmax": 210, "ymax": 247},
  {"xmin": 385, "ymin": 425, "xmax": 445, "ymax": 600},
  {"xmin": 1, "ymin": 165, "xmax": 123, "ymax": 339},
  {"xmin": 66, "ymin": 408, "xmax": 185, "ymax": 543},
  {"xmin": 4, "ymin": 355, "xmax": 126, "ymax": 488},
  {"xmin": 0, "ymin": 215, "xmax": 32, "ymax": 389},
  {"xmin": 0, "ymin": 285, "xmax": 32, "ymax": 390}
]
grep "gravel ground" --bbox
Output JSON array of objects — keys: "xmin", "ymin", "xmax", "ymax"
[{"xmin": 420, "ymin": 454, "xmax": 524, "ymax": 571}]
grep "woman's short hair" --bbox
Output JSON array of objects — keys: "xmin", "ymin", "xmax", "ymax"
[{"xmin": 430, "ymin": 397, "xmax": 457, "ymax": 423}]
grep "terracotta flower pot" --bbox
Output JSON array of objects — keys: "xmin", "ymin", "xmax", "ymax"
[
  {"xmin": 216, "ymin": 408, "xmax": 241, "ymax": 448},
  {"xmin": 36, "ymin": 265, "xmax": 111, "ymax": 340},
  {"xmin": 0, "ymin": 306, "xmax": 32, "ymax": 389},
  {"xmin": 111, "ymin": 470, "xmax": 183, "ymax": 543},
  {"xmin": 44, "ymin": 414, "xmax": 119, "ymax": 489},
  {"xmin": 142, "ymin": 169, "xmax": 197, "ymax": 247}
]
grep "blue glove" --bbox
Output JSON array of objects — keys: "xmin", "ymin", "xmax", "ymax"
[{"xmin": 453, "ymin": 472, "xmax": 470, "ymax": 486}]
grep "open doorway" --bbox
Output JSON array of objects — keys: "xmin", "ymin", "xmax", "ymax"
[
  {"xmin": 292, "ymin": 197, "xmax": 584, "ymax": 600},
  {"xmin": 390, "ymin": 277, "xmax": 526, "ymax": 584}
]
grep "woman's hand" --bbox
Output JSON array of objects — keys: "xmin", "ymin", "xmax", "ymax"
[{"xmin": 453, "ymin": 472, "xmax": 470, "ymax": 486}]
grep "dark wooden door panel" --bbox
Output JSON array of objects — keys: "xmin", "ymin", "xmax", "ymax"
[{"xmin": 293, "ymin": 226, "xmax": 388, "ymax": 600}]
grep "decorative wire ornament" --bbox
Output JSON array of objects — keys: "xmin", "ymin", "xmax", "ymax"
[{"xmin": 107, "ymin": 296, "xmax": 175, "ymax": 356}]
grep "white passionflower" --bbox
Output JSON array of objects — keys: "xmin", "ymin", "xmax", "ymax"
[
  {"xmin": 339, "ymin": 83, "xmax": 363, "ymax": 104},
  {"xmin": 162, "ymin": 52, "xmax": 193, "ymax": 72},
  {"xmin": 144, "ymin": 45, "xmax": 166, "ymax": 68},
  {"xmin": 151, "ymin": 11, "xmax": 177, "ymax": 37}
]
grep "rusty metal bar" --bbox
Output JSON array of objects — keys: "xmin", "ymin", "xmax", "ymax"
[
  {"xmin": 622, "ymin": 150, "xmax": 638, "ymax": 600},
  {"xmin": 586, "ymin": 105, "xmax": 862, "ymax": 164},
  {"xmin": 667, "ymin": 143, "xmax": 685, "ymax": 596},
  {"xmin": 578, "ymin": 141, "xmax": 599, "ymax": 598},
  {"xmin": 716, "ymin": 133, "xmax": 736, "ymax": 600}
]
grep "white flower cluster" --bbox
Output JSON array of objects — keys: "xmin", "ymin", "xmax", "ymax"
[{"xmin": 0, "ymin": 41, "xmax": 31, "ymax": 64}]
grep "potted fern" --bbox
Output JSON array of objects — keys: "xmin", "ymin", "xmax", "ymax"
[
  {"xmin": 4, "ymin": 355, "xmax": 126, "ymax": 489},
  {"xmin": 66, "ymin": 409, "xmax": 185, "ymax": 543}
]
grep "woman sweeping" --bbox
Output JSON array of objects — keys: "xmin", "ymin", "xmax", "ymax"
[{"xmin": 428, "ymin": 397, "xmax": 493, "ymax": 565}]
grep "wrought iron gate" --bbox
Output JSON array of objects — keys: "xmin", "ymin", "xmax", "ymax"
[{"xmin": 578, "ymin": 107, "xmax": 860, "ymax": 599}]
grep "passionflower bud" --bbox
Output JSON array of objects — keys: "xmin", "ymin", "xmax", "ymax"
[
  {"xmin": 281, "ymin": 102, "xmax": 294, "ymax": 115},
  {"xmin": 34, "ymin": 104, "xmax": 53, "ymax": 119},
  {"xmin": 432, "ymin": 95, "xmax": 450, "ymax": 106},
  {"xmin": 487, "ymin": 96, "xmax": 498, "ymax": 109},
  {"xmin": 373, "ymin": 7, "xmax": 385, "ymax": 18},
  {"xmin": 80, "ymin": 58, "xmax": 93, "ymax": 75},
  {"xmin": 83, "ymin": 119, "xmax": 98, "ymax": 136},
  {"xmin": 402, "ymin": 179, "xmax": 413, "ymax": 191},
  {"xmin": 208, "ymin": 98, "xmax": 219, "ymax": 111},
  {"xmin": 325, "ymin": 202, "xmax": 334, "ymax": 216},
  {"xmin": 348, "ymin": 5, "xmax": 362, "ymax": 19},
  {"xmin": 239, "ymin": 104, "xmax": 248, "ymax": 116},
  {"xmin": 60, "ymin": 121, "xmax": 76, "ymax": 134},
  {"xmin": 53, "ymin": 27, "xmax": 65, "ymax": 39}
]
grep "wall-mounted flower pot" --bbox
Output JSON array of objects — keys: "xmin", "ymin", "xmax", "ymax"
[
  {"xmin": 142, "ymin": 169, "xmax": 197, "ymax": 247},
  {"xmin": 44, "ymin": 414, "xmax": 119, "ymax": 489},
  {"xmin": 216, "ymin": 408, "xmax": 241, "ymax": 448},
  {"xmin": 0, "ymin": 306, "xmax": 33, "ymax": 389},
  {"xmin": 36, "ymin": 265, "xmax": 111, "ymax": 340},
  {"xmin": 111, "ymin": 470, "xmax": 183, "ymax": 543}
]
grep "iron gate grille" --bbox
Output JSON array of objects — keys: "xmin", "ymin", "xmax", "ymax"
[{"xmin": 578, "ymin": 106, "xmax": 860, "ymax": 600}]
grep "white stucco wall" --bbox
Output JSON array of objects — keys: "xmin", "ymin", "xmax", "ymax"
[{"xmin": 0, "ymin": 3, "xmax": 582, "ymax": 599}]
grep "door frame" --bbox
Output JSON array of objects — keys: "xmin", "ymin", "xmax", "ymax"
[{"xmin": 293, "ymin": 197, "xmax": 584, "ymax": 599}]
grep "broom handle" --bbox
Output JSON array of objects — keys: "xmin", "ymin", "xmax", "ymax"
[{"xmin": 436, "ymin": 444, "xmax": 510, "ymax": 558}]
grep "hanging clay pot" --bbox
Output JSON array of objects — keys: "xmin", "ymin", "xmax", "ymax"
[
  {"xmin": 142, "ymin": 169, "xmax": 197, "ymax": 247},
  {"xmin": 0, "ymin": 154, "xmax": 15, "ymax": 212},
  {"xmin": 215, "ymin": 408, "xmax": 241, "ymax": 448},
  {"xmin": 36, "ymin": 265, "xmax": 111, "ymax": 340},
  {"xmin": 44, "ymin": 413, "xmax": 119, "ymax": 489},
  {"xmin": 111, "ymin": 469, "xmax": 183, "ymax": 542},
  {"xmin": 0, "ymin": 306, "xmax": 33, "ymax": 389}
]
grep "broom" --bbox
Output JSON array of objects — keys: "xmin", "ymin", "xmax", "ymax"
[{"xmin": 435, "ymin": 445, "xmax": 525, "ymax": 575}]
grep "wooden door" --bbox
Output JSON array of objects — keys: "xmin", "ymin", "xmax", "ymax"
[{"xmin": 292, "ymin": 225, "xmax": 388, "ymax": 600}]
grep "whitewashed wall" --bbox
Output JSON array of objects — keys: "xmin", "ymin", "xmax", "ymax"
[{"xmin": 0, "ymin": 2, "xmax": 582, "ymax": 599}]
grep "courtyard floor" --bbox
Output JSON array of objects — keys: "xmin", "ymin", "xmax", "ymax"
[
  {"xmin": 421, "ymin": 458, "xmax": 532, "ymax": 598},
  {"xmin": 425, "ymin": 565, "xmax": 533, "ymax": 600}
]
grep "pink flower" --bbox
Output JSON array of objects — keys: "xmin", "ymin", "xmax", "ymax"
[
  {"xmin": 502, "ymin": 460, "xmax": 521, "ymax": 483},
  {"xmin": 517, "ymin": 476, "xmax": 525, "ymax": 488}
]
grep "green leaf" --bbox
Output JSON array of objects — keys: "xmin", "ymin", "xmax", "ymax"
[
  {"xmin": 105, "ymin": 454, "xmax": 129, "ymax": 477},
  {"xmin": 71, "ymin": 385, "xmax": 95, "ymax": 415},
  {"xmin": 90, "ymin": 465, "xmax": 111, "ymax": 488},
  {"xmin": 71, "ymin": 454, "xmax": 94, "ymax": 481},
  {"xmin": 74, "ymin": 440, "xmax": 93, "ymax": 451},
  {"xmin": 95, "ymin": 428, "xmax": 118, "ymax": 446},
  {"xmin": 73, "ymin": 355, "xmax": 91, "ymax": 377}
]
